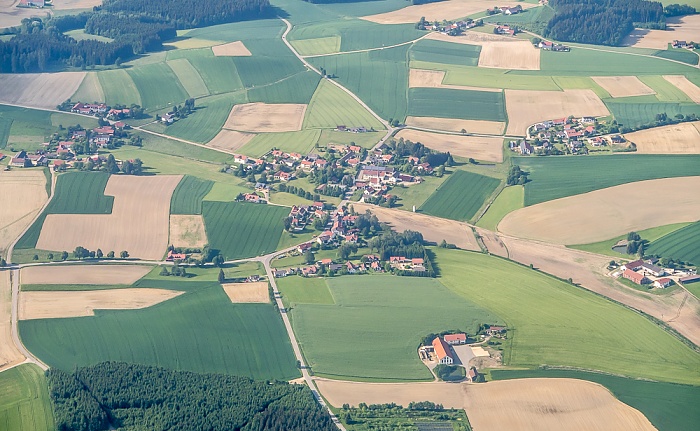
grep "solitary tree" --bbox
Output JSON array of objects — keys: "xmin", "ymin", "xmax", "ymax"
[
  {"xmin": 304, "ymin": 249, "xmax": 315, "ymax": 265},
  {"xmin": 47, "ymin": 253, "xmax": 54, "ymax": 260},
  {"xmin": 218, "ymin": 269, "xmax": 225, "ymax": 283},
  {"xmin": 107, "ymin": 251, "xmax": 115, "ymax": 258},
  {"xmin": 96, "ymin": 249, "xmax": 103, "ymax": 258},
  {"xmin": 120, "ymin": 250, "xmax": 129, "ymax": 259},
  {"xmin": 61, "ymin": 251, "xmax": 68, "ymax": 261}
]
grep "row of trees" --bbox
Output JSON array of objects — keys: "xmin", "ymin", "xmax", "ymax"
[{"xmin": 72, "ymin": 246, "xmax": 128, "ymax": 260}]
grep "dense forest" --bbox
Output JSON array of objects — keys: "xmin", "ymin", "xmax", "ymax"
[
  {"xmin": 545, "ymin": 0, "xmax": 665, "ymax": 45},
  {"xmin": 0, "ymin": 0, "xmax": 271, "ymax": 72},
  {"xmin": 47, "ymin": 362, "xmax": 336, "ymax": 431}
]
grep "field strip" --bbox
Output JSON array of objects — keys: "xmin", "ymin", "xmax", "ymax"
[
  {"xmin": 207, "ymin": 129, "xmax": 256, "ymax": 152},
  {"xmin": 19, "ymin": 289, "xmax": 184, "ymax": 320},
  {"xmin": 353, "ymin": 203, "xmax": 480, "ymax": 251},
  {"xmin": 0, "ymin": 170, "xmax": 48, "ymax": 255},
  {"xmin": 396, "ymin": 128, "xmax": 504, "ymax": 162},
  {"xmin": 223, "ymin": 103, "xmax": 307, "ymax": 133},
  {"xmin": 405, "ymin": 116, "xmax": 504, "ymax": 134},
  {"xmin": 592, "ymin": 76, "xmax": 656, "ymax": 98},
  {"xmin": 212, "ymin": 41, "xmax": 252, "ymax": 57},
  {"xmin": 0, "ymin": 72, "xmax": 86, "ymax": 110},
  {"xmin": 20, "ymin": 265, "xmax": 152, "ymax": 286},
  {"xmin": 663, "ymin": 75, "xmax": 700, "ymax": 103},
  {"xmin": 478, "ymin": 40, "xmax": 540, "ymax": 70},
  {"xmin": 408, "ymin": 69, "xmax": 502, "ymax": 93},
  {"xmin": 169, "ymin": 214, "xmax": 208, "ymax": 249},
  {"xmin": 302, "ymin": 33, "xmax": 430, "ymax": 58},
  {"xmin": 316, "ymin": 378, "xmax": 656, "ymax": 431},
  {"xmin": 361, "ymin": 0, "xmax": 537, "ymax": 24},
  {"xmin": 0, "ymin": 270, "xmax": 25, "ymax": 371},
  {"xmin": 624, "ymin": 121, "xmax": 700, "ymax": 154},
  {"xmin": 499, "ymin": 176, "xmax": 700, "ymax": 245},
  {"xmin": 221, "ymin": 282, "xmax": 270, "ymax": 303},
  {"xmin": 166, "ymin": 59, "xmax": 210, "ymax": 98}
]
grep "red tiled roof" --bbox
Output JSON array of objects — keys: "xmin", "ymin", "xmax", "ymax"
[
  {"xmin": 432, "ymin": 337, "xmax": 452, "ymax": 361},
  {"xmin": 444, "ymin": 333, "xmax": 466, "ymax": 343}
]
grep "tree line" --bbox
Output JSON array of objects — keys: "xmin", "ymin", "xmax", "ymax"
[{"xmin": 47, "ymin": 362, "xmax": 336, "ymax": 431}]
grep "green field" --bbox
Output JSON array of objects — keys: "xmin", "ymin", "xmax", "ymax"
[
  {"xmin": 389, "ymin": 174, "xmax": 449, "ymax": 210},
  {"xmin": 638, "ymin": 75, "xmax": 694, "ymax": 102},
  {"xmin": 290, "ymin": 36, "xmax": 340, "ymax": 56},
  {"xmin": 170, "ymin": 176, "xmax": 214, "ymax": 215},
  {"xmin": 435, "ymin": 248, "xmax": 700, "ymax": 385},
  {"xmin": 20, "ymin": 282, "xmax": 299, "ymax": 380},
  {"xmin": 247, "ymin": 70, "xmax": 320, "ymax": 104},
  {"xmin": 232, "ymin": 38, "xmax": 307, "ymax": 88},
  {"xmin": 303, "ymin": 79, "xmax": 384, "ymax": 130},
  {"xmin": 412, "ymin": 61, "xmax": 561, "ymax": 91},
  {"xmin": 98, "ymin": 69, "xmax": 142, "ymax": 107},
  {"xmin": 178, "ymin": 50, "xmax": 244, "ymax": 95},
  {"xmin": 0, "ymin": 117, "xmax": 12, "ymax": 149},
  {"xmin": 163, "ymin": 93, "xmax": 242, "ymax": 143},
  {"xmin": 606, "ymin": 101, "xmax": 700, "ymax": 129},
  {"xmin": 491, "ymin": 369, "xmax": 700, "ymax": 431},
  {"xmin": 518, "ymin": 155, "xmax": 700, "ymax": 206},
  {"xmin": 202, "ymin": 201, "xmax": 289, "ymax": 259},
  {"xmin": 410, "ymin": 39, "xmax": 481, "ymax": 67},
  {"xmin": 203, "ymin": 182, "xmax": 250, "ymax": 202},
  {"xmin": 310, "ymin": 45, "xmax": 409, "ymax": 122},
  {"xmin": 568, "ymin": 222, "xmax": 691, "ymax": 257},
  {"xmin": 0, "ymin": 364, "xmax": 54, "ymax": 431},
  {"xmin": 653, "ymin": 49, "xmax": 699, "ymax": 65},
  {"xmin": 71, "ymin": 72, "xmax": 104, "ymax": 103},
  {"xmin": 65, "ymin": 29, "xmax": 113, "ymax": 42},
  {"xmin": 420, "ymin": 171, "xmax": 501, "ymax": 222},
  {"xmin": 483, "ymin": 5, "xmax": 554, "ymax": 30},
  {"xmin": 408, "ymin": 88, "xmax": 506, "ymax": 122},
  {"xmin": 127, "ymin": 63, "xmax": 190, "ymax": 111},
  {"xmin": 476, "ymin": 185, "xmax": 523, "ymax": 231},
  {"xmin": 276, "ymin": 276, "xmax": 335, "ymax": 306},
  {"xmin": 239, "ymin": 129, "xmax": 322, "ymax": 157},
  {"xmin": 553, "ymin": 76, "xmax": 611, "ymax": 98},
  {"xmin": 290, "ymin": 275, "xmax": 501, "ymax": 381},
  {"xmin": 647, "ymin": 221, "xmax": 700, "ymax": 265},
  {"xmin": 166, "ymin": 58, "xmax": 210, "ymax": 98}
]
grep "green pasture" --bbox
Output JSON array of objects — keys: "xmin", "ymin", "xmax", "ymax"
[
  {"xmin": 0, "ymin": 117, "xmax": 11, "ymax": 149},
  {"xmin": 653, "ymin": 49, "xmax": 699, "ymax": 65},
  {"xmin": 203, "ymin": 182, "xmax": 250, "ymax": 202},
  {"xmin": 276, "ymin": 276, "xmax": 335, "ymax": 306},
  {"xmin": 435, "ymin": 248, "xmax": 700, "ymax": 385},
  {"xmin": 170, "ymin": 175, "xmax": 214, "ymax": 215},
  {"xmin": 239, "ymin": 129, "xmax": 322, "ymax": 157},
  {"xmin": 20, "ymin": 283, "xmax": 299, "ymax": 380},
  {"xmin": 290, "ymin": 36, "xmax": 340, "ymax": 56},
  {"xmin": 183, "ymin": 18, "xmax": 285, "ymax": 43},
  {"xmin": 553, "ymin": 76, "xmax": 610, "ymax": 98},
  {"xmin": 410, "ymin": 39, "xmax": 481, "ymax": 67},
  {"xmin": 98, "ymin": 69, "xmax": 142, "ymax": 107},
  {"xmin": 484, "ymin": 5, "xmax": 554, "ymax": 30},
  {"xmin": 408, "ymin": 87, "xmax": 506, "ymax": 122},
  {"xmin": 232, "ymin": 39, "xmax": 306, "ymax": 88},
  {"xmin": 638, "ymin": 75, "xmax": 693, "ymax": 102},
  {"xmin": 71, "ymin": 72, "xmax": 105, "ymax": 103},
  {"xmin": 310, "ymin": 45, "xmax": 409, "ymax": 122},
  {"xmin": 178, "ymin": 50, "xmax": 244, "ymax": 95},
  {"xmin": 303, "ymin": 79, "xmax": 384, "ymax": 130},
  {"xmin": 476, "ymin": 185, "xmax": 523, "ymax": 231},
  {"xmin": 310, "ymin": 0, "xmax": 408, "ymax": 18},
  {"xmin": 420, "ymin": 170, "xmax": 501, "ymax": 222},
  {"xmin": 289, "ymin": 19, "xmax": 423, "ymax": 52},
  {"xmin": 389, "ymin": 175, "xmax": 449, "ymax": 210},
  {"xmin": 202, "ymin": 201, "xmax": 288, "ymax": 259},
  {"xmin": 647, "ymin": 221, "xmax": 700, "ymax": 265},
  {"xmin": 0, "ymin": 364, "xmax": 54, "ymax": 431},
  {"xmin": 0, "ymin": 105, "xmax": 96, "ymax": 152},
  {"xmin": 290, "ymin": 275, "xmax": 501, "ymax": 381},
  {"xmin": 126, "ymin": 63, "xmax": 189, "ymax": 111},
  {"xmin": 166, "ymin": 58, "xmax": 210, "ymax": 98},
  {"xmin": 491, "ymin": 369, "xmax": 700, "ymax": 431},
  {"xmin": 65, "ymin": 28, "xmax": 113, "ymax": 43},
  {"xmin": 518, "ymin": 155, "xmax": 700, "ymax": 206},
  {"xmin": 247, "ymin": 70, "xmax": 321, "ymax": 104},
  {"xmin": 125, "ymin": 132, "xmax": 235, "ymax": 165},
  {"xmin": 607, "ymin": 101, "xmax": 700, "ymax": 128},
  {"xmin": 163, "ymin": 93, "xmax": 242, "ymax": 143},
  {"xmin": 569, "ymin": 222, "xmax": 691, "ymax": 257}
]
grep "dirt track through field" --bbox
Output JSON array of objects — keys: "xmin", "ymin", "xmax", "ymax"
[
  {"xmin": 37, "ymin": 175, "xmax": 181, "ymax": 260},
  {"xmin": 317, "ymin": 378, "xmax": 657, "ymax": 431},
  {"xmin": 169, "ymin": 215, "xmax": 207, "ymax": 248},
  {"xmin": 207, "ymin": 129, "xmax": 256, "ymax": 152},
  {"xmin": 499, "ymin": 177, "xmax": 700, "ymax": 245},
  {"xmin": 362, "ymin": 0, "xmax": 536, "ymax": 24},
  {"xmin": 625, "ymin": 121, "xmax": 700, "ymax": 154},
  {"xmin": 396, "ymin": 129, "xmax": 504, "ymax": 162},
  {"xmin": 221, "ymin": 282, "xmax": 269, "ymax": 303},
  {"xmin": 0, "ymin": 271, "xmax": 25, "ymax": 370},
  {"xmin": 592, "ymin": 76, "xmax": 655, "ymax": 98},
  {"xmin": 224, "ymin": 103, "xmax": 307, "ymax": 133},
  {"xmin": 505, "ymin": 89, "xmax": 609, "ymax": 136},
  {"xmin": 624, "ymin": 15, "xmax": 700, "ymax": 50},
  {"xmin": 354, "ymin": 203, "xmax": 480, "ymax": 251},
  {"xmin": 19, "ymin": 288, "xmax": 184, "ymax": 320},
  {"xmin": 212, "ymin": 41, "xmax": 252, "ymax": 57},
  {"xmin": 0, "ymin": 72, "xmax": 86, "ymax": 110},
  {"xmin": 0, "ymin": 170, "xmax": 48, "ymax": 255},
  {"xmin": 20, "ymin": 265, "xmax": 151, "ymax": 285},
  {"xmin": 663, "ymin": 75, "xmax": 700, "ymax": 103}
]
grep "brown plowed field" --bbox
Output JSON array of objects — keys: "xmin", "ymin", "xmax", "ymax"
[
  {"xmin": 592, "ymin": 76, "xmax": 655, "ymax": 98},
  {"xmin": 0, "ymin": 72, "xmax": 86, "ymax": 110},
  {"xmin": 625, "ymin": 121, "xmax": 700, "ymax": 154},
  {"xmin": 37, "ymin": 175, "xmax": 181, "ymax": 260},
  {"xmin": 212, "ymin": 41, "xmax": 252, "ymax": 57},
  {"xmin": 20, "ymin": 265, "xmax": 151, "ymax": 285},
  {"xmin": 0, "ymin": 169, "xmax": 48, "ymax": 255},
  {"xmin": 478, "ymin": 40, "xmax": 540, "ymax": 70},
  {"xmin": 354, "ymin": 203, "xmax": 480, "ymax": 251},
  {"xmin": 207, "ymin": 129, "xmax": 256, "ymax": 152},
  {"xmin": 396, "ymin": 129, "xmax": 503, "ymax": 162},
  {"xmin": 224, "ymin": 103, "xmax": 307, "ymax": 133},
  {"xmin": 221, "ymin": 282, "xmax": 269, "ymax": 303},
  {"xmin": 363, "ymin": 1, "xmax": 536, "ymax": 24}
]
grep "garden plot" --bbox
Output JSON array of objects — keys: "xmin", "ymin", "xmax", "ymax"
[
  {"xmin": 20, "ymin": 265, "xmax": 151, "ymax": 286},
  {"xmin": 0, "ymin": 169, "xmax": 47, "ymax": 254},
  {"xmin": 207, "ymin": 129, "xmax": 256, "ymax": 152},
  {"xmin": 0, "ymin": 72, "xmax": 86, "ymax": 110},
  {"xmin": 499, "ymin": 176, "xmax": 700, "ymax": 245},
  {"xmin": 396, "ymin": 129, "xmax": 503, "ymax": 162},
  {"xmin": 663, "ymin": 75, "xmax": 700, "ymax": 103},
  {"xmin": 505, "ymin": 89, "xmax": 609, "ymax": 136},
  {"xmin": 36, "ymin": 175, "xmax": 181, "ymax": 260},
  {"xmin": 625, "ymin": 121, "xmax": 700, "ymax": 154},
  {"xmin": 223, "ymin": 103, "xmax": 307, "ymax": 133},
  {"xmin": 19, "ymin": 289, "xmax": 183, "ymax": 320},
  {"xmin": 211, "ymin": 41, "xmax": 252, "ymax": 56},
  {"xmin": 169, "ymin": 214, "xmax": 207, "ymax": 248},
  {"xmin": 624, "ymin": 15, "xmax": 700, "ymax": 49},
  {"xmin": 362, "ymin": 0, "xmax": 536, "ymax": 24},
  {"xmin": 405, "ymin": 116, "xmax": 505, "ymax": 134},
  {"xmin": 221, "ymin": 282, "xmax": 269, "ymax": 304},
  {"xmin": 592, "ymin": 76, "xmax": 656, "ymax": 98}
]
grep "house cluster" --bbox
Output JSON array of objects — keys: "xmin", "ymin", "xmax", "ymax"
[
  {"xmin": 537, "ymin": 40, "xmax": 570, "ymax": 52},
  {"xmin": 494, "ymin": 24, "xmax": 519, "ymax": 36},
  {"xmin": 388, "ymin": 256, "xmax": 427, "ymax": 273},
  {"xmin": 619, "ymin": 259, "xmax": 674, "ymax": 288},
  {"xmin": 672, "ymin": 40, "xmax": 696, "ymax": 49},
  {"xmin": 273, "ymin": 252, "xmax": 386, "ymax": 279},
  {"xmin": 514, "ymin": 116, "xmax": 625, "ymax": 155},
  {"xmin": 418, "ymin": 18, "xmax": 479, "ymax": 35},
  {"xmin": 335, "ymin": 125, "xmax": 371, "ymax": 134},
  {"xmin": 9, "ymin": 150, "xmax": 48, "ymax": 168},
  {"xmin": 316, "ymin": 205, "xmax": 361, "ymax": 246},
  {"xmin": 71, "ymin": 102, "xmax": 108, "ymax": 116},
  {"xmin": 487, "ymin": 5, "xmax": 523, "ymax": 15},
  {"xmin": 288, "ymin": 202, "xmax": 326, "ymax": 232},
  {"xmin": 419, "ymin": 334, "xmax": 480, "ymax": 382}
]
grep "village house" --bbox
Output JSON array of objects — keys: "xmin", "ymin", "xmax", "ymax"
[
  {"xmin": 444, "ymin": 333, "xmax": 467, "ymax": 345},
  {"xmin": 654, "ymin": 278, "xmax": 673, "ymax": 288},
  {"xmin": 501, "ymin": 5, "xmax": 523, "ymax": 14},
  {"xmin": 160, "ymin": 112, "xmax": 176, "ymax": 124},
  {"xmin": 71, "ymin": 102, "xmax": 108, "ymax": 115},
  {"xmin": 432, "ymin": 337, "xmax": 454, "ymax": 365},
  {"xmin": 166, "ymin": 250, "xmax": 187, "ymax": 261},
  {"xmin": 485, "ymin": 326, "xmax": 506, "ymax": 337}
]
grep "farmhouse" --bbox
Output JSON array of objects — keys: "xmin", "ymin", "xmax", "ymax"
[
  {"xmin": 485, "ymin": 326, "xmax": 506, "ymax": 336},
  {"xmin": 71, "ymin": 102, "xmax": 107, "ymax": 115},
  {"xmin": 621, "ymin": 259, "xmax": 644, "ymax": 271},
  {"xmin": 502, "ymin": 5, "xmax": 523, "ymax": 14},
  {"xmin": 622, "ymin": 268, "xmax": 648, "ymax": 285},
  {"xmin": 432, "ymin": 337, "xmax": 454, "ymax": 365},
  {"xmin": 444, "ymin": 333, "xmax": 467, "ymax": 345},
  {"xmin": 654, "ymin": 278, "xmax": 673, "ymax": 288},
  {"xmin": 641, "ymin": 262, "xmax": 665, "ymax": 277}
]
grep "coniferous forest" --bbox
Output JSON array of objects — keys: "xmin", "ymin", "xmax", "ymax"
[{"xmin": 47, "ymin": 362, "xmax": 336, "ymax": 431}]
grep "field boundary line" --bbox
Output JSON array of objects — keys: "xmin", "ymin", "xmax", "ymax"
[{"xmin": 301, "ymin": 33, "xmax": 431, "ymax": 59}]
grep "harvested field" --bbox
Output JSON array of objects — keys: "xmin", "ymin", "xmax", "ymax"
[
  {"xmin": 592, "ymin": 76, "xmax": 656, "ymax": 98},
  {"xmin": 354, "ymin": 203, "xmax": 480, "ymax": 251},
  {"xmin": 624, "ymin": 15, "xmax": 700, "ymax": 50},
  {"xmin": 223, "ymin": 103, "xmax": 306, "ymax": 133},
  {"xmin": 20, "ymin": 265, "xmax": 151, "ymax": 286},
  {"xmin": 405, "ymin": 116, "xmax": 505, "ymax": 134},
  {"xmin": 499, "ymin": 176, "xmax": 700, "ymax": 244},
  {"xmin": 408, "ymin": 69, "xmax": 501, "ymax": 93},
  {"xmin": 169, "ymin": 214, "xmax": 207, "ymax": 248},
  {"xmin": 396, "ymin": 129, "xmax": 503, "ymax": 162},
  {"xmin": 0, "ymin": 169, "xmax": 48, "ymax": 254},
  {"xmin": 207, "ymin": 129, "xmax": 255, "ymax": 152},
  {"xmin": 36, "ymin": 175, "xmax": 181, "ymax": 260},
  {"xmin": 0, "ymin": 72, "xmax": 86, "ymax": 110},
  {"xmin": 19, "ymin": 289, "xmax": 183, "ymax": 320},
  {"xmin": 52, "ymin": 0, "xmax": 103, "ymax": 9},
  {"xmin": 505, "ymin": 89, "xmax": 609, "ymax": 136},
  {"xmin": 164, "ymin": 38, "xmax": 223, "ymax": 50},
  {"xmin": 362, "ymin": 0, "xmax": 536, "ymax": 24},
  {"xmin": 427, "ymin": 30, "xmax": 517, "ymax": 44},
  {"xmin": 221, "ymin": 282, "xmax": 269, "ymax": 303},
  {"xmin": 478, "ymin": 40, "xmax": 540, "ymax": 70},
  {"xmin": 211, "ymin": 41, "xmax": 252, "ymax": 57},
  {"xmin": 317, "ymin": 379, "xmax": 465, "ymax": 408},
  {"xmin": 0, "ymin": 270, "xmax": 25, "ymax": 370},
  {"xmin": 625, "ymin": 121, "xmax": 700, "ymax": 154},
  {"xmin": 663, "ymin": 75, "xmax": 700, "ymax": 103}
]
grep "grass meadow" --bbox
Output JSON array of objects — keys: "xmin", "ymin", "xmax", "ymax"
[
  {"xmin": 126, "ymin": 63, "xmax": 189, "ymax": 111},
  {"xmin": 568, "ymin": 222, "xmax": 691, "ymax": 258},
  {"xmin": 288, "ymin": 19, "xmax": 423, "ymax": 52},
  {"xmin": 476, "ymin": 185, "xmax": 523, "ymax": 231},
  {"xmin": 163, "ymin": 93, "xmax": 243, "ymax": 143},
  {"xmin": 435, "ymin": 248, "xmax": 700, "ymax": 385},
  {"xmin": 0, "ymin": 117, "xmax": 11, "ymax": 149},
  {"xmin": 0, "ymin": 364, "xmax": 54, "ymax": 431},
  {"xmin": 638, "ymin": 75, "xmax": 694, "ymax": 102},
  {"xmin": 290, "ymin": 36, "xmax": 340, "ymax": 56},
  {"xmin": 420, "ymin": 170, "xmax": 501, "ymax": 222},
  {"xmin": 303, "ymin": 79, "xmax": 384, "ymax": 130},
  {"xmin": 606, "ymin": 101, "xmax": 700, "ymax": 129},
  {"xmin": 247, "ymin": 70, "xmax": 320, "ymax": 104},
  {"xmin": 240, "ymin": 130, "xmax": 322, "ymax": 157},
  {"xmin": 290, "ymin": 275, "xmax": 501, "ymax": 381},
  {"xmin": 166, "ymin": 58, "xmax": 210, "ymax": 98},
  {"xmin": 408, "ymin": 88, "xmax": 506, "ymax": 122},
  {"xmin": 411, "ymin": 61, "xmax": 561, "ymax": 91},
  {"xmin": 517, "ymin": 155, "xmax": 700, "ymax": 206},
  {"xmin": 20, "ymin": 282, "xmax": 300, "ymax": 380},
  {"xmin": 98, "ymin": 69, "xmax": 142, "ymax": 107},
  {"xmin": 647, "ymin": 221, "xmax": 700, "ymax": 265},
  {"xmin": 491, "ymin": 369, "xmax": 700, "ymax": 431},
  {"xmin": 202, "ymin": 201, "xmax": 288, "ymax": 259},
  {"xmin": 410, "ymin": 39, "xmax": 481, "ymax": 67},
  {"xmin": 276, "ymin": 276, "xmax": 335, "ymax": 306},
  {"xmin": 177, "ymin": 50, "xmax": 244, "ymax": 95},
  {"xmin": 169, "ymin": 176, "xmax": 214, "ymax": 215},
  {"xmin": 652, "ymin": 49, "xmax": 699, "ymax": 65}
]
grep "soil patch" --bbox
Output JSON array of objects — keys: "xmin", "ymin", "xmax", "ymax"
[
  {"xmin": 223, "ymin": 103, "xmax": 307, "ymax": 133},
  {"xmin": 663, "ymin": 75, "xmax": 700, "ymax": 103},
  {"xmin": 207, "ymin": 129, "xmax": 256, "ymax": 152},
  {"xmin": 169, "ymin": 214, "xmax": 207, "ymax": 249},
  {"xmin": 592, "ymin": 76, "xmax": 655, "ymax": 98},
  {"xmin": 0, "ymin": 72, "xmax": 86, "ymax": 110},
  {"xmin": 211, "ymin": 41, "xmax": 252, "ymax": 57},
  {"xmin": 221, "ymin": 281, "xmax": 269, "ymax": 303},
  {"xmin": 0, "ymin": 169, "xmax": 48, "ymax": 255},
  {"xmin": 20, "ymin": 265, "xmax": 151, "ymax": 285},
  {"xmin": 625, "ymin": 121, "xmax": 700, "ymax": 154},
  {"xmin": 624, "ymin": 15, "xmax": 700, "ymax": 50},
  {"xmin": 363, "ymin": 1, "xmax": 536, "ymax": 24},
  {"xmin": 396, "ymin": 129, "xmax": 503, "ymax": 162}
]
